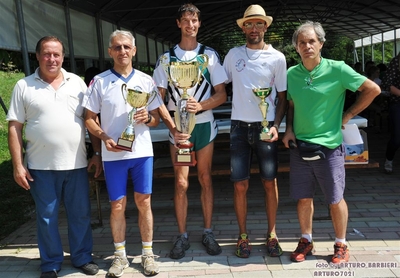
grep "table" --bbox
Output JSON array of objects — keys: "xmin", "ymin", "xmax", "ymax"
[{"xmin": 150, "ymin": 115, "xmax": 368, "ymax": 142}]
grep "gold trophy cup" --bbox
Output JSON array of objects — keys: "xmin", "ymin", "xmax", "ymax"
[
  {"xmin": 253, "ymin": 87, "xmax": 273, "ymax": 140},
  {"xmin": 116, "ymin": 84, "xmax": 157, "ymax": 151},
  {"xmin": 161, "ymin": 54, "xmax": 209, "ymax": 166}
]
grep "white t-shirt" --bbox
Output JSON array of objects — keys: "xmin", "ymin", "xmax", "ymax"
[
  {"xmin": 223, "ymin": 44, "xmax": 287, "ymax": 122},
  {"xmin": 153, "ymin": 43, "xmax": 228, "ymax": 124},
  {"xmin": 6, "ymin": 68, "xmax": 88, "ymax": 170},
  {"xmin": 83, "ymin": 68, "xmax": 163, "ymax": 161}
]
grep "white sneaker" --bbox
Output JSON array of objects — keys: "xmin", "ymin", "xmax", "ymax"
[
  {"xmin": 141, "ymin": 254, "xmax": 160, "ymax": 276},
  {"xmin": 384, "ymin": 159, "xmax": 393, "ymax": 173},
  {"xmin": 108, "ymin": 252, "xmax": 130, "ymax": 277}
]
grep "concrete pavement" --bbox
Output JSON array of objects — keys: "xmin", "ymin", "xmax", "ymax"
[{"xmin": 0, "ymin": 127, "xmax": 399, "ymax": 278}]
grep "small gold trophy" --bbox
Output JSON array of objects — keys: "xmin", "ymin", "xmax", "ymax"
[
  {"xmin": 116, "ymin": 84, "xmax": 157, "ymax": 151},
  {"xmin": 253, "ymin": 87, "xmax": 273, "ymax": 140},
  {"xmin": 161, "ymin": 54, "xmax": 209, "ymax": 166}
]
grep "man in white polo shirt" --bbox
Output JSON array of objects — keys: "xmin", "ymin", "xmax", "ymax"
[{"xmin": 7, "ymin": 36, "xmax": 100, "ymax": 278}]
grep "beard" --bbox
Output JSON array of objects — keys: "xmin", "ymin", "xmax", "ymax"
[{"xmin": 246, "ymin": 33, "xmax": 263, "ymax": 45}]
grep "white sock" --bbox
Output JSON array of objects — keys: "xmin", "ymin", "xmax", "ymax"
[
  {"xmin": 114, "ymin": 241, "xmax": 126, "ymax": 257},
  {"xmin": 142, "ymin": 241, "xmax": 153, "ymax": 255},
  {"xmin": 302, "ymin": 234, "xmax": 312, "ymax": 242},
  {"xmin": 203, "ymin": 228, "xmax": 212, "ymax": 234},
  {"xmin": 335, "ymin": 238, "xmax": 346, "ymax": 245}
]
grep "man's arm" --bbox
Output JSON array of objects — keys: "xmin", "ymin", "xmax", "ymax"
[
  {"xmin": 388, "ymin": 85, "xmax": 400, "ymax": 97},
  {"xmin": 187, "ymin": 83, "xmax": 227, "ymax": 113},
  {"xmin": 8, "ymin": 121, "xmax": 32, "ymax": 190},
  {"xmin": 267, "ymin": 90, "xmax": 288, "ymax": 141},
  {"xmin": 282, "ymin": 100, "xmax": 296, "ymax": 148},
  {"xmin": 84, "ymin": 109, "xmax": 121, "ymax": 152},
  {"xmin": 86, "ymin": 114, "xmax": 102, "ymax": 178},
  {"xmin": 342, "ymin": 79, "xmax": 381, "ymax": 125}
]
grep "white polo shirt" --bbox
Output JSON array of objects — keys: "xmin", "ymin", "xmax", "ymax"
[{"xmin": 7, "ymin": 68, "xmax": 88, "ymax": 170}]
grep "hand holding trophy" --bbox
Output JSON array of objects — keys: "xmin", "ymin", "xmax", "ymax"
[
  {"xmin": 161, "ymin": 54, "xmax": 209, "ymax": 166},
  {"xmin": 116, "ymin": 84, "xmax": 157, "ymax": 151},
  {"xmin": 253, "ymin": 87, "xmax": 273, "ymax": 140}
]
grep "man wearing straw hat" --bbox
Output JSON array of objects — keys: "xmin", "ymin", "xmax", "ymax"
[{"xmin": 223, "ymin": 4, "xmax": 287, "ymax": 258}]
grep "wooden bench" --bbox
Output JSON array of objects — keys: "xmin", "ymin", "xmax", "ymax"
[{"xmin": 89, "ymin": 156, "xmax": 379, "ymax": 226}]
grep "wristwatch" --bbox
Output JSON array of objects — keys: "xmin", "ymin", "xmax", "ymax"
[{"xmin": 144, "ymin": 114, "xmax": 152, "ymax": 124}]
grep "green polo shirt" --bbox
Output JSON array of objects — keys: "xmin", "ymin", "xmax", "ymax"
[{"xmin": 287, "ymin": 58, "xmax": 367, "ymax": 149}]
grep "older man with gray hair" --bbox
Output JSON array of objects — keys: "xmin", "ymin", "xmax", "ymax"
[{"xmin": 283, "ymin": 21, "xmax": 380, "ymax": 264}]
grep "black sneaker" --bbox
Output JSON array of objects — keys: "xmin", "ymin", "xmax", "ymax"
[
  {"xmin": 40, "ymin": 270, "xmax": 58, "ymax": 278},
  {"xmin": 202, "ymin": 232, "xmax": 222, "ymax": 255},
  {"xmin": 76, "ymin": 261, "xmax": 99, "ymax": 275},
  {"xmin": 170, "ymin": 234, "xmax": 190, "ymax": 259}
]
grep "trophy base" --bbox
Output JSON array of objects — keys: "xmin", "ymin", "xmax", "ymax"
[
  {"xmin": 174, "ymin": 151, "xmax": 197, "ymax": 167},
  {"xmin": 116, "ymin": 137, "xmax": 133, "ymax": 152},
  {"xmin": 260, "ymin": 132, "xmax": 273, "ymax": 140},
  {"xmin": 176, "ymin": 142, "xmax": 194, "ymax": 149}
]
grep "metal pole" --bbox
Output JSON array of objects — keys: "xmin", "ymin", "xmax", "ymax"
[
  {"xmin": 95, "ymin": 14, "xmax": 105, "ymax": 71},
  {"xmin": 15, "ymin": 0, "xmax": 30, "ymax": 76},
  {"xmin": 64, "ymin": 0, "xmax": 76, "ymax": 73},
  {"xmin": 381, "ymin": 33, "xmax": 384, "ymax": 63}
]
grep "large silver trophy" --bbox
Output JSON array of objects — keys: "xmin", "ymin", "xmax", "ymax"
[
  {"xmin": 253, "ymin": 87, "xmax": 273, "ymax": 140},
  {"xmin": 116, "ymin": 84, "xmax": 157, "ymax": 151},
  {"xmin": 161, "ymin": 54, "xmax": 209, "ymax": 166}
]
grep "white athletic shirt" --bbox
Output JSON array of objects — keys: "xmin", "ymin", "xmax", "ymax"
[
  {"xmin": 153, "ymin": 43, "xmax": 228, "ymax": 124},
  {"xmin": 223, "ymin": 44, "xmax": 287, "ymax": 122},
  {"xmin": 83, "ymin": 68, "xmax": 164, "ymax": 161},
  {"xmin": 6, "ymin": 68, "xmax": 88, "ymax": 170}
]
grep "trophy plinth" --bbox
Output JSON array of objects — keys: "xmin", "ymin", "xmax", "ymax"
[
  {"xmin": 175, "ymin": 141, "xmax": 197, "ymax": 166},
  {"xmin": 161, "ymin": 54, "xmax": 208, "ymax": 166},
  {"xmin": 253, "ymin": 87, "xmax": 273, "ymax": 140},
  {"xmin": 116, "ymin": 84, "xmax": 157, "ymax": 151},
  {"xmin": 116, "ymin": 126, "xmax": 135, "ymax": 151}
]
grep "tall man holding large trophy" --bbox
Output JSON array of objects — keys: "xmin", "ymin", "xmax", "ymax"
[
  {"xmin": 223, "ymin": 5, "xmax": 288, "ymax": 259},
  {"xmin": 153, "ymin": 3, "xmax": 228, "ymax": 260},
  {"xmin": 84, "ymin": 30, "xmax": 163, "ymax": 277}
]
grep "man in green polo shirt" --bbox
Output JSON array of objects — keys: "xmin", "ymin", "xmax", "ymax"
[{"xmin": 283, "ymin": 21, "xmax": 380, "ymax": 264}]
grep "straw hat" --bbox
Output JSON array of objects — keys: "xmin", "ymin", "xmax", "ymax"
[{"xmin": 236, "ymin": 4, "xmax": 273, "ymax": 28}]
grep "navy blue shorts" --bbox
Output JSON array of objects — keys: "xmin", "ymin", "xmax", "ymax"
[
  {"xmin": 230, "ymin": 120, "xmax": 278, "ymax": 181},
  {"xmin": 103, "ymin": 157, "xmax": 153, "ymax": 201},
  {"xmin": 289, "ymin": 144, "xmax": 346, "ymax": 204}
]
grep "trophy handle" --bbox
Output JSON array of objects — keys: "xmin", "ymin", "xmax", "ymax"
[
  {"xmin": 121, "ymin": 84, "xmax": 127, "ymax": 103},
  {"xmin": 197, "ymin": 54, "xmax": 209, "ymax": 74},
  {"xmin": 146, "ymin": 90, "xmax": 158, "ymax": 107}
]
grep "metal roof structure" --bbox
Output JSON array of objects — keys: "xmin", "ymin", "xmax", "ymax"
[{"xmin": 47, "ymin": 0, "xmax": 400, "ymax": 46}]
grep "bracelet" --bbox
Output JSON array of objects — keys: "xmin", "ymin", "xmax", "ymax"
[
  {"xmin": 272, "ymin": 124, "xmax": 279, "ymax": 130},
  {"xmin": 144, "ymin": 114, "xmax": 152, "ymax": 124},
  {"xmin": 94, "ymin": 151, "xmax": 101, "ymax": 156}
]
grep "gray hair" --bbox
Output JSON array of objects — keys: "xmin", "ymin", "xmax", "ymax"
[
  {"xmin": 109, "ymin": 30, "xmax": 135, "ymax": 47},
  {"xmin": 292, "ymin": 21, "xmax": 326, "ymax": 47}
]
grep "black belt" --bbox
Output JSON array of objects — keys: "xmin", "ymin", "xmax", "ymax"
[
  {"xmin": 169, "ymin": 110, "xmax": 204, "ymax": 118},
  {"xmin": 231, "ymin": 120, "xmax": 273, "ymax": 128}
]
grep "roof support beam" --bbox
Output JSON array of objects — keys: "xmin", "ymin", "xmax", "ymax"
[
  {"xmin": 15, "ymin": 0, "xmax": 30, "ymax": 76},
  {"xmin": 63, "ymin": 0, "xmax": 76, "ymax": 73}
]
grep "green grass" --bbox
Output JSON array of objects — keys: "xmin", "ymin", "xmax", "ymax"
[{"xmin": 0, "ymin": 71, "xmax": 35, "ymax": 242}]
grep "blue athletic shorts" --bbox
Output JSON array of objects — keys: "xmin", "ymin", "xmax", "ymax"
[
  {"xmin": 103, "ymin": 157, "xmax": 153, "ymax": 201},
  {"xmin": 289, "ymin": 144, "xmax": 346, "ymax": 204},
  {"xmin": 230, "ymin": 120, "xmax": 278, "ymax": 181}
]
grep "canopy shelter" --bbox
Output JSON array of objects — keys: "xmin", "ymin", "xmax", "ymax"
[
  {"xmin": 1, "ymin": 0, "xmax": 399, "ymax": 75},
  {"xmin": 46, "ymin": 0, "xmax": 400, "ymax": 45}
]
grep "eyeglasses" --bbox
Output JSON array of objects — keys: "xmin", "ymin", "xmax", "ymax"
[
  {"xmin": 243, "ymin": 22, "xmax": 265, "ymax": 30},
  {"xmin": 110, "ymin": 44, "xmax": 133, "ymax": 52}
]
